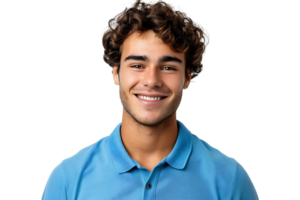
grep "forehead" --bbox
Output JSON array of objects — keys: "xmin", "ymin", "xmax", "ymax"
[
  {"xmin": 121, "ymin": 30, "xmax": 185, "ymax": 62},
  {"xmin": 130, "ymin": 30, "xmax": 162, "ymax": 44}
]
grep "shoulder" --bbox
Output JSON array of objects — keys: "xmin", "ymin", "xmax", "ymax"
[
  {"xmin": 191, "ymin": 134, "xmax": 237, "ymax": 170},
  {"xmin": 42, "ymin": 136, "xmax": 110, "ymax": 199},
  {"xmin": 190, "ymin": 134, "xmax": 258, "ymax": 199},
  {"xmin": 229, "ymin": 162, "xmax": 259, "ymax": 199}
]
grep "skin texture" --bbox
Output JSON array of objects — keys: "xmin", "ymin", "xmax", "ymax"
[{"xmin": 112, "ymin": 30, "xmax": 191, "ymax": 172}]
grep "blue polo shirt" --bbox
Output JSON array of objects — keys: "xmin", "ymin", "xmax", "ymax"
[{"xmin": 42, "ymin": 120, "xmax": 258, "ymax": 200}]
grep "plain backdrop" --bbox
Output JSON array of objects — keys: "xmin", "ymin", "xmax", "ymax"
[{"xmin": 31, "ymin": 1, "xmax": 267, "ymax": 198}]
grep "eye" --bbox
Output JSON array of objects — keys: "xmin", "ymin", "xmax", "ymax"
[
  {"xmin": 130, "ymin": 65, "xmax": 141, "ymax": 68},
  {"xmin": 163, "ymin": 67, "xmax": 175, "ymax": 71},
  {"xmin": 130, "ymin": 65, "xmax": 175, "ymax": 71}
]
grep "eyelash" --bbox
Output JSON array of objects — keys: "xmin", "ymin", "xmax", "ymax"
[{"xmin": 130, "ymin": 65, "xmax": 175, "ymax": 71}]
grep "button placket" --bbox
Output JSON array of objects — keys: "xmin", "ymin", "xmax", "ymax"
[{"xmin": 146, "ymin": 182, "xmax": 152, "ymax": 189}]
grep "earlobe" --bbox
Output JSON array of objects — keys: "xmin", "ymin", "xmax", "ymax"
[
  {"xmin": 183, "ymin": 72, "xmax": 191, "ymax": 89},
  {"xmin": 109, "ymin": 66, "xmax": 118, "ymax": 86},
  {"xmin": 112, "ymin": 66, "xmax": 119, "ymax": 85}
]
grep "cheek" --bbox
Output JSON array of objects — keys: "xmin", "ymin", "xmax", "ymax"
[
  {"xmin": 165, "ymin": 77, "xmax": 183, "ymax": 94},
  {"xmin": 120, "ymin": 70, "xmax": 140, "ymax": 90}
]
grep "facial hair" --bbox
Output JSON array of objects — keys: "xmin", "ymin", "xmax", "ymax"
[{"xmin": 117, "ymin": 84, "xmax": 185, "ymax": 127}]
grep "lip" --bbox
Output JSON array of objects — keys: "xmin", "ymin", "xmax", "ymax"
[
  {"xmin": 134, "ymin": 94, "xmax": 167, "ymax": 107},
  {"xmin": 134, "ymin": 93, "xmax": 168, "ymax": 97}
]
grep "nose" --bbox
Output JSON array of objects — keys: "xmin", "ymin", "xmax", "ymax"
[{"xmin": 141, "ymin": 66, "xmax": 163, "ymax": 88}]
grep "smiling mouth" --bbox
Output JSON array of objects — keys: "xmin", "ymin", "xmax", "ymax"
[{"xmin": 134, "ymin": 94, "xmax": 167, "ymax": 99}]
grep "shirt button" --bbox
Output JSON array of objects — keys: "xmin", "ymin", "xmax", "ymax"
[{"xmin": 146, "ymin": 183, "xmax": 152, "ymax": 189}]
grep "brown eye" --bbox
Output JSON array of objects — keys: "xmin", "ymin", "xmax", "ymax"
[
  {"xmin": 132, "ymin": 65, "xmax": 142, "ymax": 68},
  {"xmin": 162, "ymin": 67, "xmax": 174, "ymax": 70}
]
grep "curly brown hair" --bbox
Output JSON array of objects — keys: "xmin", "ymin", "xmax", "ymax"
[{"xmin": 102, "ymin": 0, "xmax": 207, "ymax": 79}]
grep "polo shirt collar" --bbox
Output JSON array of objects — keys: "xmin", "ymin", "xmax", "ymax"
[{"xmin": 108, "ymin": 120, "xmax": 193, "ymax": 174}]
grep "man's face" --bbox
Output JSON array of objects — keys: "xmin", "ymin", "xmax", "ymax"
[{"xmin": 113, "ymin": 30, "xmax": 191, "ymax": 126}]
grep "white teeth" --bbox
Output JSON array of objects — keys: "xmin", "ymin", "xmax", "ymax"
[{"xmin": 137, "ymin": 95, "xmax": 163, "ymax": 101}]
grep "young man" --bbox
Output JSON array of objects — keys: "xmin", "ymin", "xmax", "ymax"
[
  {"xmin": 112, "ymin": 30, "xmax": 191, "ymax": 172},
  {"xmin": 42, "ymin": 0, "xmax": 258, "ymax": 199}
]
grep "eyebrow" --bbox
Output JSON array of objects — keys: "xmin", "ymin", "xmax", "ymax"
[{"xmin": 124, "ymin": 55, "xmax": 183, "ymax": 64}]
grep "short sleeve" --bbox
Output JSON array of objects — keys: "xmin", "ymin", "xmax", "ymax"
[
  {"xmin": 229, "ymin": 163, "xmax": 259, "ymax": 200},
  {"xmin": 42, "ymin": 163, "xmax": 67, "ymax": 200}
]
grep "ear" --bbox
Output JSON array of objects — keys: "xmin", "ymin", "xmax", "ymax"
[
  {"xmin": 112, "ymin": 66, "xmax": 119, "ymax": 85},
  {"xmin": 183, "ymin": 71, "xmax": 191, "ymax": 89}
]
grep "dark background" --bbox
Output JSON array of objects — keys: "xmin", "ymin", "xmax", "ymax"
[{"xmin": 28, "ymin": 1, "xmax": 267, "ymax": 197}]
